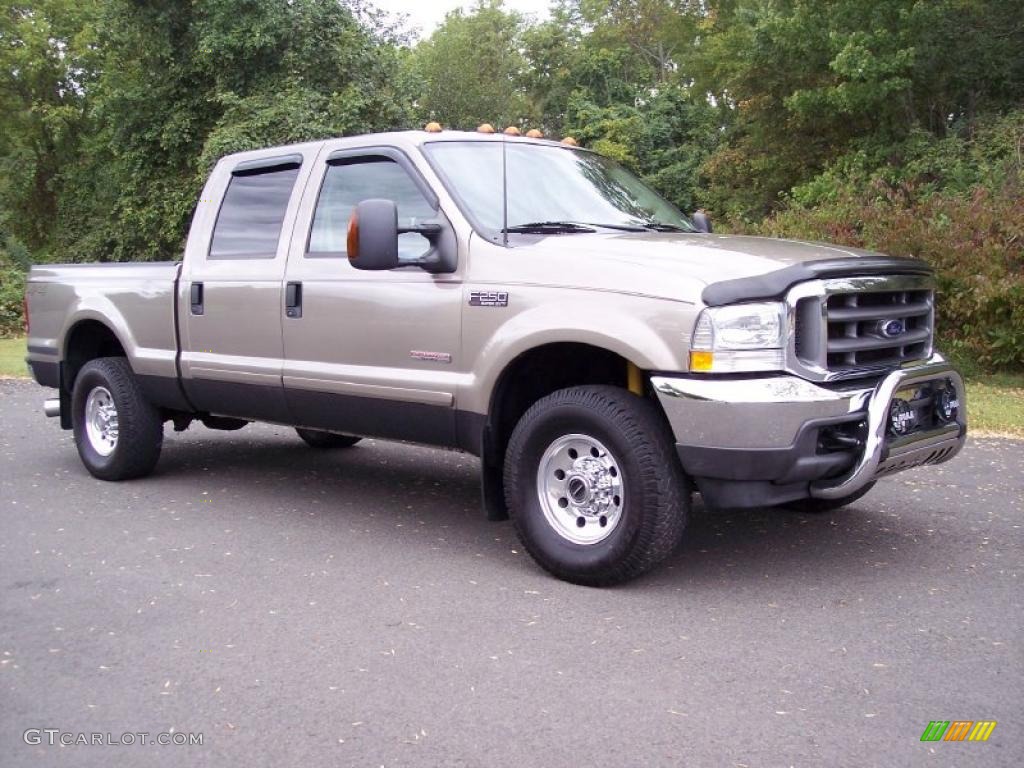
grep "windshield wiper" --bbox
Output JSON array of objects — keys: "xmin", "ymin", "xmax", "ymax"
[
  {"xmin": 580, "ymin": 220, "xmax": 694, "ymax": 233},
  {"xmin": 577, "ymin": 222, "xmax": 649, "ymax": 232},
  {"xmin": 640, "ymin": 222, "xmax": 691, "ymax": 232},
  {"xmin": 502, "ymin": 221, "xmax": 597, "ymax": 234}
]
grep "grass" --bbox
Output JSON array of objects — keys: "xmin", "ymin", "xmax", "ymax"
[
  {"xmin": 964, "ymin": 374, "xmax": 1024, "ymax": 438},
  {"xmin": 0, "ymin": 336, "xmax": 27, "ymax": 378},
  {"xmin": 0, "ymin": 335, "xmax": 1020, "ymax": 435}
]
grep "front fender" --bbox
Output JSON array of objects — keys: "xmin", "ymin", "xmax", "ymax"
[{"xmin": 460, "ymin": 291, "xmax": 695, "ymax": 415}]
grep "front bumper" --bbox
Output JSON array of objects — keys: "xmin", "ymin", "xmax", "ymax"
[{"xmin": 652, "ymin": 354, "xmax": 967, "ymax": 509}]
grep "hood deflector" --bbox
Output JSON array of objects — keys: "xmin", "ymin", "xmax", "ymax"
[{"xmin": 701, "ymin": 256, "xmax": 933, "ymax": 306}]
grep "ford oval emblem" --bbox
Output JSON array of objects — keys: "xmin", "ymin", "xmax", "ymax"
[{"xmin": 878, "ymin": 319, "xmax": 905, "ymax": 338}]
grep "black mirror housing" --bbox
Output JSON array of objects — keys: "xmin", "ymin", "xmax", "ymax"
[{"xmin": 349, "ymin": 199, "xmax": 401, "ymax": 270}]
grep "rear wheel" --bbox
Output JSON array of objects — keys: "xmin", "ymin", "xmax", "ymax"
[
  {"xmin": 783, "ymin": 482, "xmax": 876, "ymax": 513},
  {"xmin": 72, "ymin": 357, "xmax": 163, "ymax": 480},
  {"xmin": 504, "ymin": 386, "xmax": 689, "ymax": 586},
  {"xmin": 295, "ymin": 428, "xmax": 362, "ymax": 450}
]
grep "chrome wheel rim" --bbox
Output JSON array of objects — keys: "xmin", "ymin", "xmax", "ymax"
[
  {"xmin": 84, "ymin": 386, "xmax": 118, "ymax": 457},
  {"xmin": 536, "ymin": 433, "xmax": 624, "ymax": 545}
]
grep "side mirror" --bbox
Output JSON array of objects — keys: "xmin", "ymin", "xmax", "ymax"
[
  {"xmin": 348, "ymin": 199, "xmax": 448, "ymax": 272},
  {"xmin": 348, "ymin": 199, "xmax": 401, "ymax": 270},
  {"xmin": 692, "ymin": 209, "xmax": 713, "ymax": 233}
]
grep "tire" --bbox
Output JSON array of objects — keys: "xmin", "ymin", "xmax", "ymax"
[
  {"xmin": 71, "ymin": 357, "xmax": 163, "ymax": 481},
  {"xmin": 783, "ymin": 482, "xmax": 876, "ymax": 514},
  {"xmin": 295, "ymin": 428, "xmax": 362, "ymax": 450},
  {"xmin": 504, "ymin": 386, "xmax": 689, "ymax": 586}
]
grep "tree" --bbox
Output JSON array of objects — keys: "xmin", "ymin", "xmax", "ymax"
[
  {"xmin": 0, "ymin": 1, "xmax": 100, "ymax": 252},
  {"xmin": 409, "ymin": 0, "xmax": 531, "ymax": 130},
  {"xmin": 696, "ymin": 0, "xmax": 1024, "ymax": 221},
  {"xmin": 59, "ymin": 0, "xmax": 416, "ymax": 262}
]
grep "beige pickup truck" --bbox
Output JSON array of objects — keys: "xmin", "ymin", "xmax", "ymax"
[{"xmin": 24, "ymin": 129, "xmax": 967, "ymax": 585}]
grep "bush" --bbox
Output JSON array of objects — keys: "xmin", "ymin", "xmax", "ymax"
[
  {"xmin": 0, "ymin": 238, "xmax": 29, "ymax": 337},
  {"xmin": 744, "ymin": 111, "xmax": 1024, "ymax": 372},
  {"xmin": 756, "ymin": 184, "xmax": 1024, "ymax": 370}
]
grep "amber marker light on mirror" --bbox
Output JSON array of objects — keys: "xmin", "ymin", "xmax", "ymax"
[
  {"xmin": 346, "ymin": 211, "xmax": 359, "ymax": 261},
  {"xmin": 689, "ymin": 351, "xmax": 713, "ymax": 372}
]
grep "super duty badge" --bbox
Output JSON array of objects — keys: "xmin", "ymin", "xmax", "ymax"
[{"xmin": 469, "ymin": 290, "xmax": 509, "ymax": 307}]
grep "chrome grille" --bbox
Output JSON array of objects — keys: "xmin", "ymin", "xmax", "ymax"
[
  {"xmin": 825, "ymin": 286, "xmax": 933, "ymax": 369},
  {"xmin": 788, "ymin": 275, "xmax": 935, "ymax": 380}
]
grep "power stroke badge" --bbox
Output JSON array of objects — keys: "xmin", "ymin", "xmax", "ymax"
[{"xmin": 469, "ymin": 290, "xmax": 509, "ymax": 307}]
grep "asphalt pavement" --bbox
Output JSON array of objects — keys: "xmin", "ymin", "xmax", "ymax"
[{"xmin": 1, "ymin": 377, "xmax": 1021, "ymax": 767}]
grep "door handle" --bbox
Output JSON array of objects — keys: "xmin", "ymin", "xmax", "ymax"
[
  {"xmin": 285, "ymin": 281, "xmax": 302, "ymax": 318},
  {"xmin": 190, "ymin": 282, "xmax": 204, "ymax": 315}
]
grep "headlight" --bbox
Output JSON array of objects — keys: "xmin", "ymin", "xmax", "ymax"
[{"xmin": 689, "ymin": 302, "xmax": 786, "ymax": 373}]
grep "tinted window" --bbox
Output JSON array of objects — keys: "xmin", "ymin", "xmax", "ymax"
[
  {"xmin": 308, "ymin": 158, "xmax": 435, "ymax": 261},
  {"xmin": 209, "ymin": 164, "xmax": 300, "ymax": 259}
]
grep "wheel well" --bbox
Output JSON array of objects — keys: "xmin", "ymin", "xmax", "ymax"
[
  {"xmin": 486, "ymin": 343, "xmax": 632, "ymax": 461},
  {"xmin": 64, "ymin": 321, "xmax": 127, "ymax": 390}
]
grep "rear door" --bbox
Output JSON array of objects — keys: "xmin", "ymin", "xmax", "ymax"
[
  {"xmin": 179, "ymin": 149, "xmax": 317, "ymax": 421},
  {"xmin": 280, "ymin": 146, "xmax": 463, "ymax": 445}
]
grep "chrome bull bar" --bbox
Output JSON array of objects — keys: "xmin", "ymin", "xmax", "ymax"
[{"xmin": 809, "ymin": 359, "xmax": 966, "ymax": 499}]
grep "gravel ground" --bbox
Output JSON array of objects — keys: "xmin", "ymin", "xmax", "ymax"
[{"xmin": 1, "ymin": 378, "xmax": 1021, "ymax": 767}]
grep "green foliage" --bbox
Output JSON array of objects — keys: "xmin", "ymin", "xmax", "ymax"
[
  {"xmin": 755, "ymin": 112, "xmax": 1024, "ymax": 369},
  {"xmin": 0, "ymin": 238, "xmax": 29, "ymax": 337},
  {"xmin": 1, "ymin": 0, "xmax": 416, "ymax": 267},
  {"xmin": 1, "ymin": 0, "xmax": 1022, "ymax": 367},
  {"xmin": 697, "ymin": 0, "xmax": 1024, "ymax": 221},
  {"xmin": 564, "ymin": 86, "xmax": 721, "ymax": 212},
  {"xmin": 408, "ymin": 0, "xmax": 531, "ymax": 129}
]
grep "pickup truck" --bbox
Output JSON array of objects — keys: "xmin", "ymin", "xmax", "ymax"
[{"xmin": 24, "ymin": 127, "xmax": 967, "ymax": 585}]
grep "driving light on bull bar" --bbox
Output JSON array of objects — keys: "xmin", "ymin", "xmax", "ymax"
[
  {"xmin": 935, "ymin": 381, "xmax": 960, "ymax": 422},
  {"xmin": 689, "ymin": 302, "xmax": 786, "ymax": 373}
]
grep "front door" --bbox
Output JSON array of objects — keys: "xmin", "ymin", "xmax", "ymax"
[{"xmin": 281, "ymin": 147, "xmax": 463, "ymax": 445}]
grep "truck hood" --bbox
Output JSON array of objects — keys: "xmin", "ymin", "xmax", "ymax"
[{"xmin": 514, "ymin": 232, "xmax": 927, "ymax": 304}]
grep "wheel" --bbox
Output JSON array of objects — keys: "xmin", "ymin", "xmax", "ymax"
[
  {"xmin": 295, "ymin": 428, "xmax": 362, "ymax": 449},
  {"xmin": 783, "ymin": 482, "xmax": 876, "ymax": 513},
  {"xmin": 504, "ymin": 386, "xmax": 689, "ymax": 586},
  {"xmin": 71, "ymin": 357, "xmax": 163, "ymax": 480}
]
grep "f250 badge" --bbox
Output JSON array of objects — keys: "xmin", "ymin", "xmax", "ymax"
[{"xmin": 469, "ymin": 290, "xmax": 509, "ymax": 307}]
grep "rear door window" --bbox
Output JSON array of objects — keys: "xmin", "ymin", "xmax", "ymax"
[{"xmin": 209, "ymin": 163, "xmax": 301, "ymax": 260}]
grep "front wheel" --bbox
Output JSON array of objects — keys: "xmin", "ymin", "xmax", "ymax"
[
  {"xmin": 71, "ymin": 357, "xmax": 163, "ymax": 480},
  {"xmin": 504, "ymin": 386, "xmax": 689, "ymax": 586}
]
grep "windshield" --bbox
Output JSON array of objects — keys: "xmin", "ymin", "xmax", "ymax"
[{"xmin": 423, "ymin": 141, "xmax": 695, "ymax": 237}]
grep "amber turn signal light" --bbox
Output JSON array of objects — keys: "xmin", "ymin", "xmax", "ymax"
[
  {"xmin": 689, "ymin": 350, "xmax": 713, "ymax": 372},
  {"xmin": 347, "ymin": 211, "xmax": 359, "ymax": 261}
]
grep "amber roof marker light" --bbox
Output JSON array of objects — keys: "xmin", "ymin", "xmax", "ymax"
[
  {"xmin": 503, "ymin": 126, "xmax": 521, "ymax": 136},
  {"xmin": 424, "ymin": 122, "xmax": 442, "ymax": 133},
  {"xmin": 477, "ymin": 123, "xmax": 495, "ymax": 134},
  {"xmin": 561, "ymin": 136, "xmax": 578, "ymax": 146},
  {"xmin": 526, "ymin": 129, "xmax": 544, "ymax": 138}
]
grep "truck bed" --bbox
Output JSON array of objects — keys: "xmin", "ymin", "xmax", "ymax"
[{"xmin": 25, "ymin": 261, "xmax": 183, "ymax": 389}]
